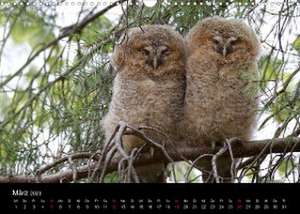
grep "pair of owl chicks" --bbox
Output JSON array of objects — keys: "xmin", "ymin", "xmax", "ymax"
[{"xmin": 102, "ymin": 17, "xmax": 260, "ymax": 183}]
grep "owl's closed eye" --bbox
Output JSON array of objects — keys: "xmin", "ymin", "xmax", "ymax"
[
  {"xmin": 211, "ymin": 35, "xmax": 241, "ymax": 56},
  {"xmin": 137, "ymin": 44, "xmax": 171, "ymax": 69},
  {"xmin": 187, "ymin": 17, "xmax": 260, "ymax": 63}
]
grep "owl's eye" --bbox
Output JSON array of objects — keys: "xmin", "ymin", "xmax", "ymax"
[
  {"xmin": 141, "ymin": 48, "xmax": 151, "ymax": 55},
  {"xmin": 228, "ymin": 37, "xmax": 239, "ymax": 45},
  {"xmin": 231, "ymin": 40, "xmax": 238, "ymax": 45},
  {"xmin": 158, "ymin": 45, "xmax": 170, "ymax": 56},
  {"xmin": 213, "ymin": 39, "xmax": 220, "ymax": 44},
  {"xmin": 161, "ymin": 48, "xmax": 170, "ymax": 56},
  {"xmin": 212, "ymin": 36, "xmax": 223, "ymax": 45}
]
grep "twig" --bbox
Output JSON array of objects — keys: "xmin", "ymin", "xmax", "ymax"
[{"xmin": 1, "ymin": 133, "xmax": 300, "ymax": 183}]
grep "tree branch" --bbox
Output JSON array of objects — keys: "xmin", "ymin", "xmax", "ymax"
[
  {"xmin": 0, "ymin": 0, "xmax": 127, "ymax": 89},
  {"xmin": 0, "ymin": 135, "xmax": 299, "ymax": 183},
  {"xmin": 60, "ymin": 0, "xmax": 128, "ymax": 35}
]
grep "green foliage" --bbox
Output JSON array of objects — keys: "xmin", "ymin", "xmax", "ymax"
[
  {"xmin": 278, "ymin": 158, "xmax": 295, "ymax": 178},
  {"xmin": 0, "ymin": 6, "xmax": 56, "ymax": 48},
  {"xmin": 0, "ymin": 93, "xmax": 9, "ymax": 117},
  {"xmin": 0, "ymin": 0, "xmax": 299, "ymax": 182},
  {"xmin": 271, "ymin": 93, "xmax": 292, "ymax": 123},
  {"xmin": 74, "ymin": 16, "xmax": 113, "ymax": 46},
  {"xmin": 292, "ymin": 36, "xmax": 300, "ymax": 53},
  {"xmin": 258, "ymin": 55, "xmax": 300, "ymax": 127},
  {"xmin": 259, "ymin": 56, "xmax": 283, "ymax": 90},
  {"xmin": 104, "ymin": 172, "xmax": 120, "ymax": 183},
  {"xmin": 0, "ymin": 4, "xmax": 115, "ymax": 174},
  {"xmin": 125, "ymin": 0, "xmax": 253, "ymax": 34},
  {"xmin": 263, "ymin": 69, "xmax": 299, "ymax": 124}
]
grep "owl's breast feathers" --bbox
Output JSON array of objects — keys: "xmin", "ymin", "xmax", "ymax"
[
  {"xmin": 107, "ymin": 73, "xmax": 185, "ymax": 135},
  {"xmin": 185, "ymin": 59, "xmax": 258, "ymax": 142}
]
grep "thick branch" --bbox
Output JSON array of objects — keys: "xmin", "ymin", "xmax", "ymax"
[{"xmin": 0, "ymin": 137, "xmax": 299, "ymax": 183}]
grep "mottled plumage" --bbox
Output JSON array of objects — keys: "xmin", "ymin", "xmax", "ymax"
[
  {"xmin": 102, "ymin": 25, "xmax": 186, "ymax": 182},
  {"xmin": 183, "ymin": 17, "xmax": 260, "ymax": 182}
]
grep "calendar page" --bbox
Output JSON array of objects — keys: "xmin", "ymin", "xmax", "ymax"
[
  {"xmin": 3, "ymin": 183, "xmax": 295, "ymax": 213},
  {"xmin": 0, "ymin": 0, "xmax": 299, "ymax": 213}
]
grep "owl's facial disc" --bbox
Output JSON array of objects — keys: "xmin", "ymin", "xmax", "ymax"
[
  {"xmin": 143, "ymin": 45, "xmax": 169, "ymax": 69},
  {"xmin": 213, "ymin": 35, "xmax": 238, "ymax": 57}
]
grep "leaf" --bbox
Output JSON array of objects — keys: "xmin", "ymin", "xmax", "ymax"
[
  {"xmin": 0, "ymin": 144, "xmax": 8, "ymax": 160},
  {"xmin": 258, "ymin": 57, "xmax": 283, "ymax": 90},
  {"xmin": 278, "ymin": 159, "xmax": 295, "ymax": 177},
  {"xmin": 271, "ymin": 96, "xmax": 291, "ymax": 123},
  {"xmin": 0, "ymin": 93, "xmax": 10, "ymax": 115},
  {"xmin": 292, "ymin": 36, "xmax": 300, "ymax": 53},
  {"xmin": 104, "ymin": 172, "xmax": 120, "ymax": 183}
]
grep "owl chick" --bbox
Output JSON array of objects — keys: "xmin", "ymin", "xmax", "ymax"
[
  {"xmin": 102, "ymin": 25, "xmax": 186, "ymax": 183},
  {"xmin": 183, "ymin": 17, "xmax": 260, "ymax": 182}
]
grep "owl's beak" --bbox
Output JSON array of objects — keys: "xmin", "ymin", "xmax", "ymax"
[
  {"xmin": 222, "ymin": 37, "xmax": 237, "ymax": 57},
  {"xmin": 146, "ymin": 55, "xmax": 160, "ymax": 69},
  {"xmin": 145, "ymin": 48, "xmax": 163, "ymax": 69},
  {"xmin": 215, "ymin": 46, "xmax": 228, "ymax": 57},
  {"xmin": 151, "ymin": 54, "xmax": 163, "ymax": 69},
  {"xmin": 153, "ymin": 56, "xmax": 158, "ymax": 69},
  {"xmin": 222, "ymin": 47, "xmax": 227, "ymax": 57},
  {"xmin": 222, "ymin": 44, "xmax": 235, "ymax": 57}
]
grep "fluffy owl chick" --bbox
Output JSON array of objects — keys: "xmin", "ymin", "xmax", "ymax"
[
  {"xmin": 102, "ymin": 25, "xmax": 186, "ymax": 183},
  {"xmin": 183, "ymin": 17, "xmax": 260, "ymax": 182}
]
